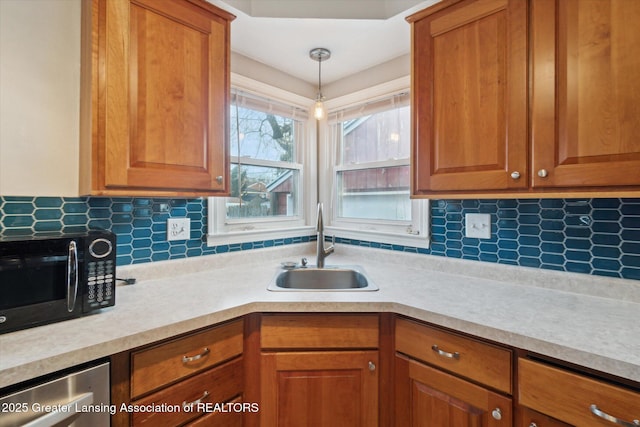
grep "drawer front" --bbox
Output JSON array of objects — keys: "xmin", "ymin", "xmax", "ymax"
[
  {"xmin": 185, "ymin": 396, "xmax": 244, "ymax": 427},
  {"xmin": 131, "ymin": 356, "xmax": 243, "ymax": 426},
  {"xmin": 261, "ymin": 314, "xmax": 379, "ymax": 349},
  {"xmin": 131, "ymin": 319, "xmax": 243, "ymax": 398},
  {"xmin": 519, "ymin": 358, "xmax": 640, "ymax": 427},
  {"xmin": 395, "ymin": 317, "xmax": 512, "ymax": 393},
  {"xmin": 517, "ymin": 406, "xmax": 572, "ymax": 427}
]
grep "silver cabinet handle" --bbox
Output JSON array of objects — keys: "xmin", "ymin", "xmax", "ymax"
[
  {"xmin": 511, "ymin": 171, "xmax": 521, "ymax": 179},
  {"xmin": 183, "ymin": 391, "xmax": 210, "ymax": 410},
  {"xmin": 537, "ymin": 169, "xmax": 548, "ymax": 178},
  {"xmin": 528, "ymin": 423, "xmax": 538, "ymax": 427},
  {"xmin": 491, "ymin": 408, "xmax": 502, "ymax": 420},
  {"xmin": 216, "ymin": 176, "xmax": 223, "ymax": 184},
  {"xmin": 368, "ymin": 361, "xmax": 376, "ymax": 371},
  {"xmin": 431, "ymin": 344, "xmax": 460, "ymax": 360},
  {"xmin": 590, "ymin": 404, "xmax": 640, "ymax": 426},
  {"xmin": 182, "ymin": 347, "xmax": 210, "ymax": 363}
]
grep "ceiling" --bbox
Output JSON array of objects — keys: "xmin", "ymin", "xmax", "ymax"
[{"xmin": 208, "ymin": 0, "xmax": 440, "ymax": 85}]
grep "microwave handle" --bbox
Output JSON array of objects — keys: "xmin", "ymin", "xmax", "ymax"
[{"xmin": 67, "ymin": 241, "xmax": 78, "ymax": 312}]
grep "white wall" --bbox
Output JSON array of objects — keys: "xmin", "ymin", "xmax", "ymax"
[{"xmin": 0, "ymin": 0, "xmax": 81, "ymax": 196}]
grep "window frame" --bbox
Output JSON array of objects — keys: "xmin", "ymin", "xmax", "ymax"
[
  {"xmin": 207, "ymin": 74, "xmax": 316, "ymax": 246},
  {"xmin": 321, "ymin": 77, "xmax": 430, "ymax": 248}
]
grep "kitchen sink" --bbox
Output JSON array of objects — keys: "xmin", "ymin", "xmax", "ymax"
[{"xmin": 267, "ymin": 265, "xmax": 378, "ymax": 291}]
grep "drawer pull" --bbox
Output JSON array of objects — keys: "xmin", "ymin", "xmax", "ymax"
[
  {"xmin": 590, "ymin": 404, "xmax": 640, "ymax": 426},
  {"xmin": 182, "ymin": 347, "xmax": 210, "ymax": 363},
  {"xmin": 431, "ymin": 344, "xmax": 460, "ymax": 360},
  {"xmin": 528, "ymin": 423, "xmax": 538, "ymax": 427},
  {"xmin": 183, "ymin": 391, "xmax": 210, "ymax": 410}
]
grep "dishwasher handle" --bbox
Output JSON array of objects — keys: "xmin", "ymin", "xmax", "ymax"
[{"xmin": 23, "ymin": 392, "xmax": 94, "ymax": 427}]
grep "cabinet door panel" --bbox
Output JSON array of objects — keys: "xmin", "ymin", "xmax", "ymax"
[
  {"xmin": 261, "ymin": 351, "xmax": 378, "ymax": 427},
  {"xmin": 396, "ymin": 354, "xmax": 512, "ymax": 427},
  {"xmin": 411, "ymin": 0, "xmax": 527, "ymax": 194},
  {"xmin": 531, "ymin": 0, "xmax": 640, "ymax": 188},
  {"xmin": 99, "ymin": 0, "xmax": 229, "ymax": 193}
]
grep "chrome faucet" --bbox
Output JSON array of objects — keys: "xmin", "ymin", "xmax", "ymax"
[{"xmin": 316, "ymin": 203, "xmax": 334, "ymax": 268}]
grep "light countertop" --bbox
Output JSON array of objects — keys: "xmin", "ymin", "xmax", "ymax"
[{"xmin": 1, "ymin": 243, "xmax": 639, "ymax": 389}]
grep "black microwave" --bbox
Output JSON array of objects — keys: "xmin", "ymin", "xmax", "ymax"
[{"xmin": 0, "ymin": 230, "xmax": 116, "ymax": 334}]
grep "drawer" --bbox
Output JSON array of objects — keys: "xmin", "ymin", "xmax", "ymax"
[
  {"xmin": 395, "ymin": 317, "xmax": 512, "ymax": 393},
  {"xmin": 185, "ymin": 396, "xmax": 243, "ymax": 427},
  {"xmin": 519, "ymin": 358, "xmax": 640, "ymax": 427},
  {"xmin": 517, "ymin": 406, "xmax": 572, "ymax": 427},
  {"xmin": 131, "ymin": 319, "xmax": 243, "ymax": 398},
  {"xmin": 261, "ymin": 314, "xmax": 379, "ymax": 349},
  {"xmin": 131, "ymin": 356, "xmax": 243, "ymax": 426}
]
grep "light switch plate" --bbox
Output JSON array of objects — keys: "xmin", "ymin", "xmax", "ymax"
[
  {"xmin": 167, "ymin": 218, "xmax": 191, "ymax": 241},
  {"xmin": 465, "ymin": 213, "xmax": 491, "ymax": 239}
]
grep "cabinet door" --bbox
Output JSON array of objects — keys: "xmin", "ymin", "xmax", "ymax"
[
  {"xmin": 95, "ymin": 0, "xmax": 231, "ymax": 194},
  {"xmin": 395, "ymin": 354, "xmax": 512, "ymax": 427},
  {"xmin": 261, "ymin": 350, "xmax": 378, "ymax": 427},
  {"xmin": 531, "ymin": 0, "xmax": 640, "ymax": 189},
  {"xmin": 410, "ymin": 0, "xmax": 528, "ymax": 194}
]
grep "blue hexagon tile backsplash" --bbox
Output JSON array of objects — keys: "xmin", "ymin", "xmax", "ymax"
[{"xmin": 0, "ymin": 196, "xmax": 638, "ymax": 280}]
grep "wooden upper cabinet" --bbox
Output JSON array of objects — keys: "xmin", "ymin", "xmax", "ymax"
[
  {"xmin": 408, "ymin": 0, "xmax": 528, "ymax": 195},
  {"xmin": 531, "ymin": 0, "xmax": 640, "ymax": 189},
  {"xmin": 81, "ymin": 0, "xmax": 234, "ymax": 196},
  {"xmin": 409, "ymin": 0, "xmax": 640, "ymax": 198}
]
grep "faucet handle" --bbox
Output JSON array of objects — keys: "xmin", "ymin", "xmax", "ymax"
[{"xmin": 301, "ymin": 257, "xmax": 308, "ymax": 267}]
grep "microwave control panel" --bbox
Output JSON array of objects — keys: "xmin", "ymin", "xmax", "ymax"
[{"xmin": 85, "ymin": 236, "xmax": 116, "ymax": 311}]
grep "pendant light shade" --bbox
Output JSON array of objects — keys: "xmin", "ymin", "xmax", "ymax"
[{"xmin": 310, "ymin": 48, "xmax": 331, "ymax": 120}]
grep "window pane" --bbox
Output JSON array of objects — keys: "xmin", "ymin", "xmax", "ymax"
[
  {"xmin": 228, "ymin": 164, "xmax": 299, "ymax": 218},
  {"xmin": 336, "ymin": 166, "xmax": 410, "ymax": 221},
  {"xmin": 341, "ymin": 106, "xmax": 410, "ymax": 164},
  {"xmin": 230, "ymin": 104, "xmax": 295, "ymax": 162}
]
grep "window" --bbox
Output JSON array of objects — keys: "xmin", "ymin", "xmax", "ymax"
[
  {"xmin": 228, "ymin": 91, "xmax": 301, "ymax": 219},
  {"xmin": 324, "ymin": 80, "xmax": 429, "ymax": 248},
  {"xmin": 208, "ymin": 76, "xmax": 315, "ymax": 245}
]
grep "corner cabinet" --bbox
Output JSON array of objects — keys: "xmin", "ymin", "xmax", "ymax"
[
  {"xmin": 395, "ymin": 317, "xmax": 513, "ymax": 427},
  {"xmin": 259, "ymin": 314, "xmax": 381, "ymax": 427},
  {"xmin": 80, "ymin": 0, "xmax": 234, "ymax": 197},
  {"xmin": 408, "ymin": 0, "xmax": 640, "ymax": 198}
]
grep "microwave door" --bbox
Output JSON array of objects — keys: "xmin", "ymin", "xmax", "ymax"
[{"xmin": 0, "ymin": 240, "xmax": 83, "ymax": 333}]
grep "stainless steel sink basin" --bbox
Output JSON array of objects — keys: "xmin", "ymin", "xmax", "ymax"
[{"xmin": 267, "ymin": 265, "xmax": 378, "ymax": 291}]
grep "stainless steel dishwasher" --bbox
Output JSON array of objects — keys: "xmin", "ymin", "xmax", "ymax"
[{"xmin": 0, "ymin": 361, "xmax": 110, "ymax": 427}]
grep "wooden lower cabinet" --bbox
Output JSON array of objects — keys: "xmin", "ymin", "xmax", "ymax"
[
  {"xmin": 260, "ymin": 350, "xmax": 379, "ymax": 427},
  {"xmin": 258, "ymin": 314, "xmax": 382, "ymax": 427},
  {"xmin": 111, "ymin": 319, "xmax": 244, "ymax": 426},
  {"xmin": 395, "ymin": 354, "xmax": 512, "ymax": 427}
]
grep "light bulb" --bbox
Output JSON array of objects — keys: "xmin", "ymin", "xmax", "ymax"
[{"xmin": 314, "ymin": 100, "xmax": 324, "ymax": 120}]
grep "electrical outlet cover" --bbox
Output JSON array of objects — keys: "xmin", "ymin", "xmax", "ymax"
[
  {"xmin": 167, "ymin": 218, "xmax": 191, "ymax": 241},
  {"xmin": 465, "ymin": 213, "xmax": 491, "ymax": 239}
]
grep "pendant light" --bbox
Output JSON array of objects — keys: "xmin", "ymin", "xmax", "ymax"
[{"xmin": 309, "ymin": 48, "xmax": 331, "ymax": 120}]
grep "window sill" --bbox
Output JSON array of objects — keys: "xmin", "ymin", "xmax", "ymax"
[
  {"xmin": 207, "ymin": 226, "xmax": 315, "ymax": 247},
  {"xmin": 325, "ymin": 226, "xmax": 430, "ymax": 249}
]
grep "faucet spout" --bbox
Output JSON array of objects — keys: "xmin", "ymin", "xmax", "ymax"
[{"xmin": 316, "ymin": 203, "xmax": 334, "ymax": 268}]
